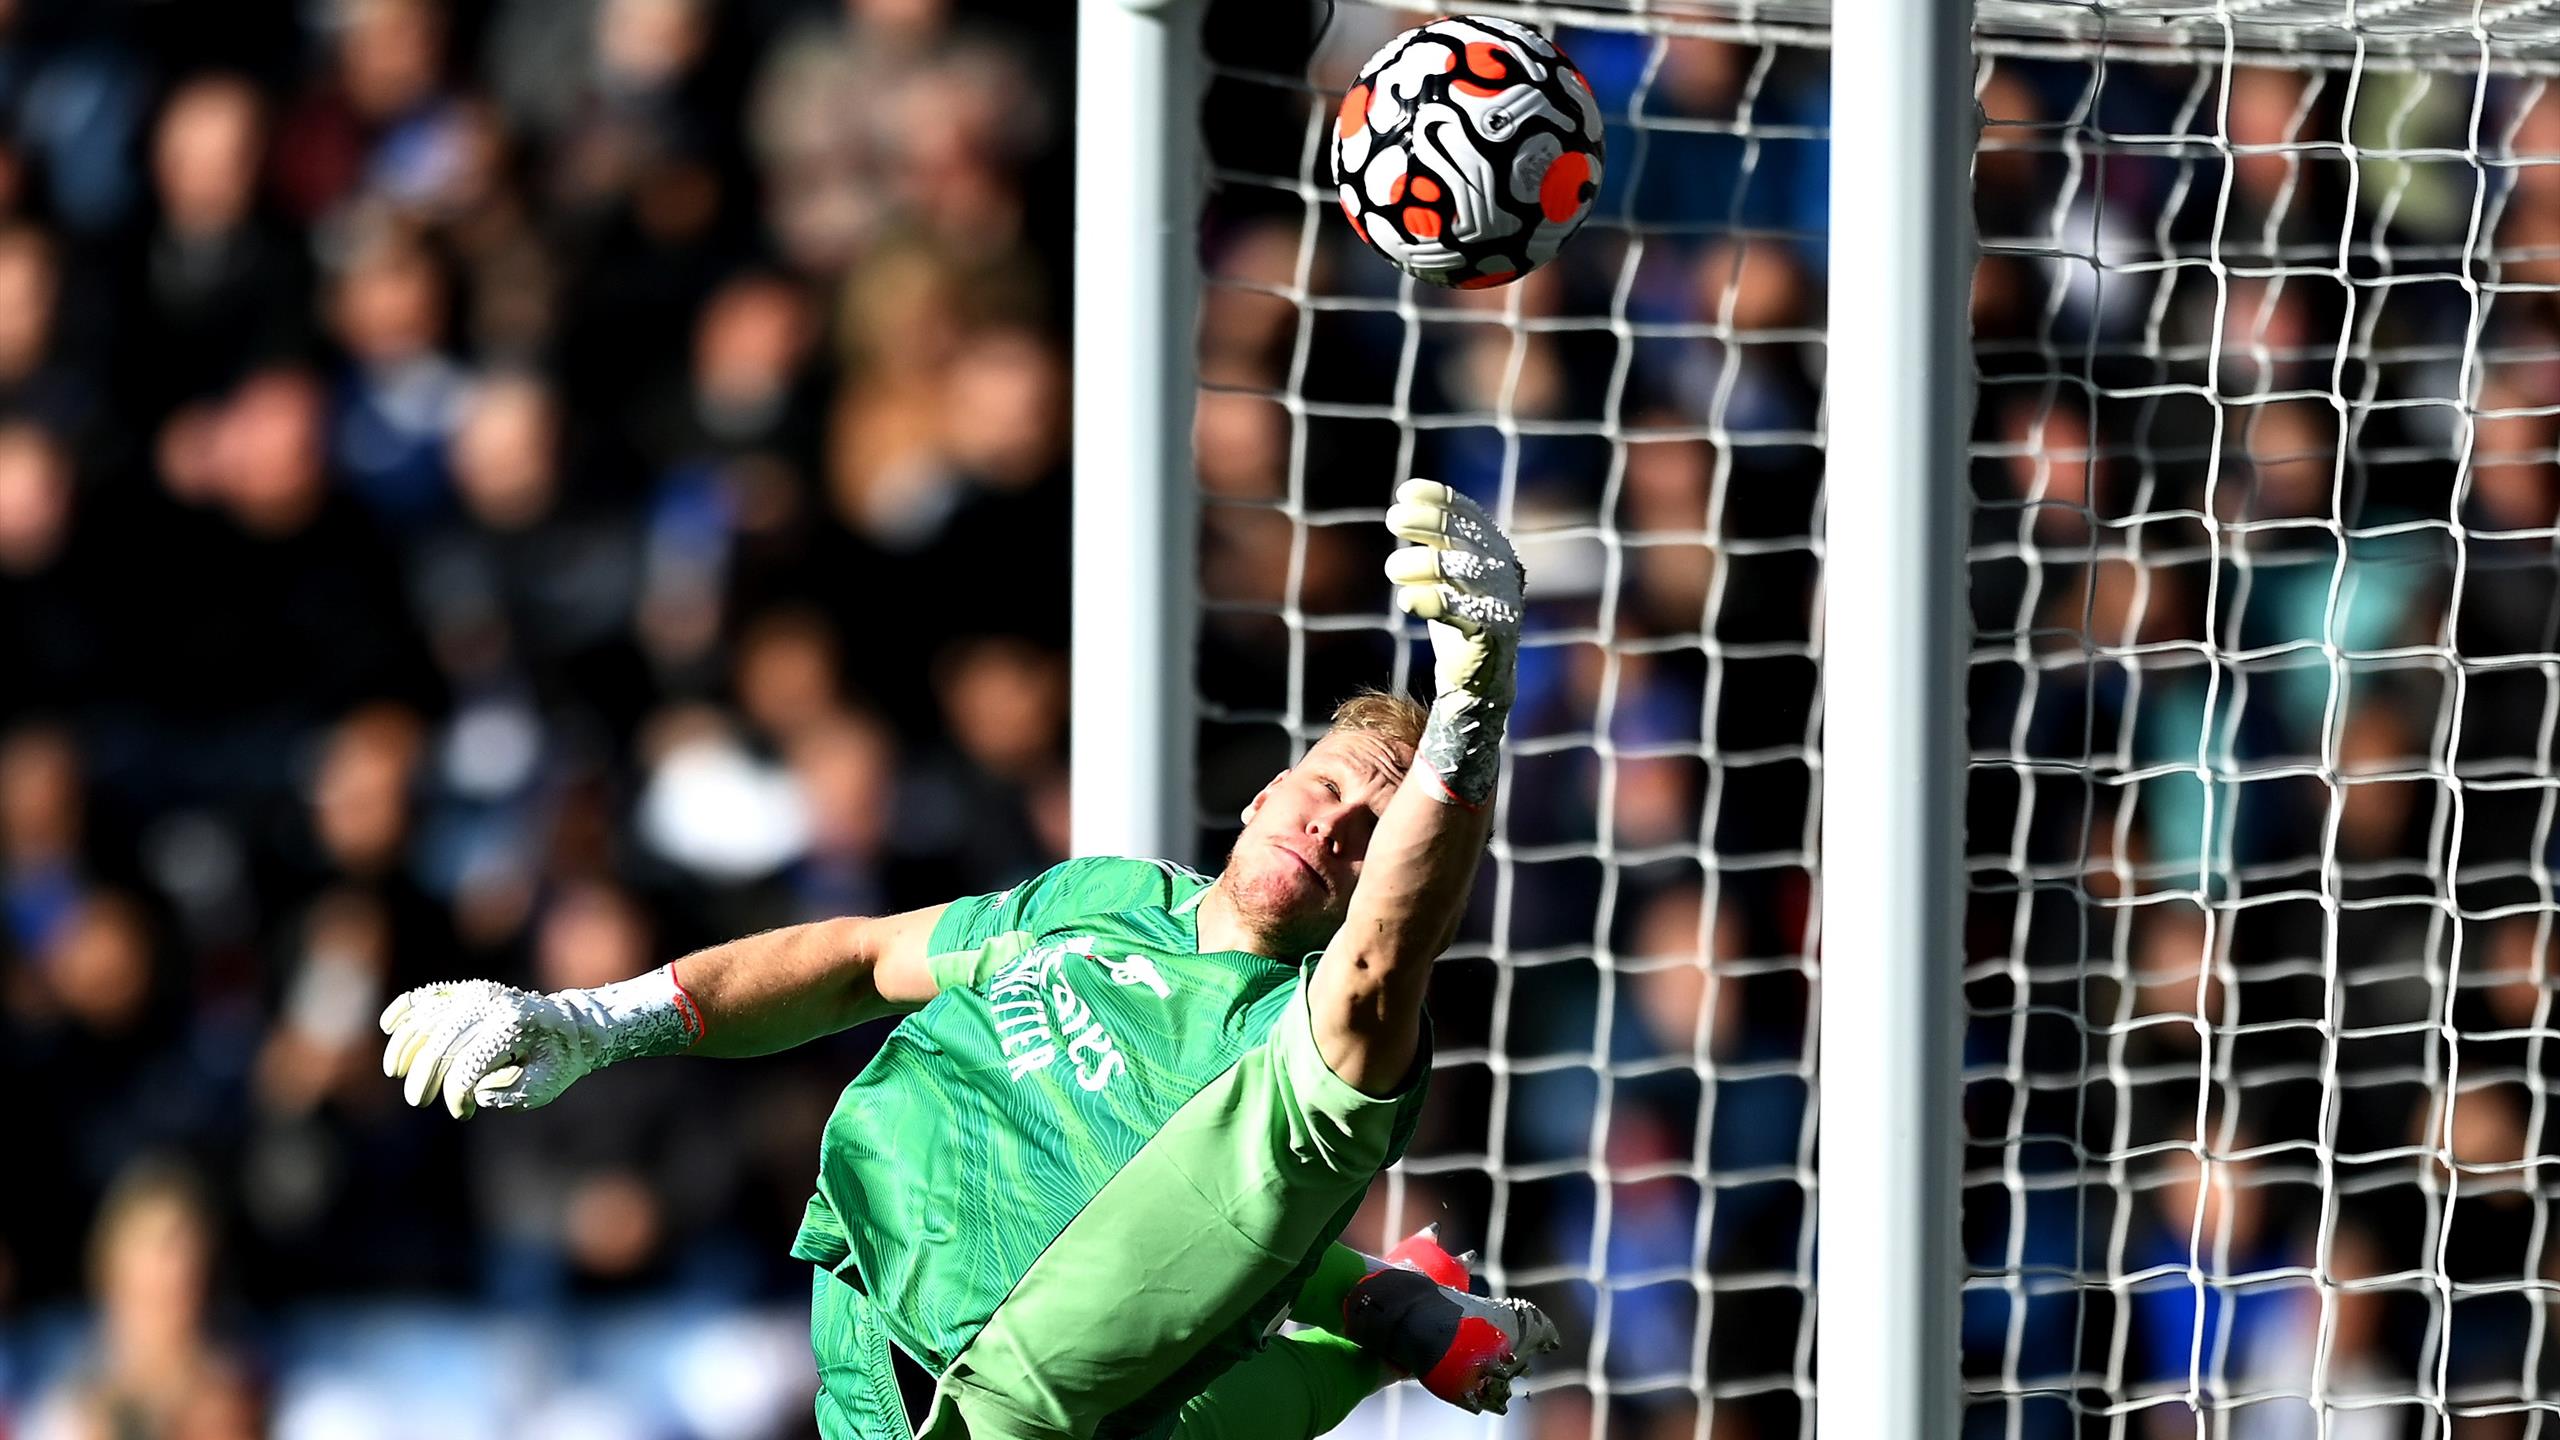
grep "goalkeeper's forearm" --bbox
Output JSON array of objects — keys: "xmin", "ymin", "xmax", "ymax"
[
  {"xmin": 673, "ymin": 905, "xmax": 949, "ymax": 1058},
  {"xmin": 1311, "ymin": 479, "xmax": 1520, "ymax": 1095},
  {"xmin": 1309, "ymin": 715, "xmax": 1499, "ymax": 1096}
]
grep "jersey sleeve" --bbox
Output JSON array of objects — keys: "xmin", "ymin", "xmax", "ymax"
[
  {"xmin": 926, "ymin": 890, "xmax": 1011, "ymax": 953},
  {"xmin": 1266, "ymin": 970, "xmax": 1432, "ymax": 1177},
  {"xmin": 923, "ymin": 856, "xmax": 1205, "ymax": 991}
]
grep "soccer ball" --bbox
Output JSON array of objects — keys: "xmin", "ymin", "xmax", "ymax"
[{"xmin": 1331, "ymin": 15, "xmax": 1605, "ymax": 289}]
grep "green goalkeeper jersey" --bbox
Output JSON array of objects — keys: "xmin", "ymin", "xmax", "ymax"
[{"xmin": 790, "ymin": 855, "xmax": 1430, "ymax": 1440}]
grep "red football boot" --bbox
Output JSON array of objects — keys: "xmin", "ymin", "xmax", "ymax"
[{"xmin": 1341, "ymin": 1226, "xmax": 1562, "ymax": 1415}]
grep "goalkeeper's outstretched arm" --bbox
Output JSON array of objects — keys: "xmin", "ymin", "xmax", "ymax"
[
  {"xmin": 1310, "ymin": 481, "xmax": 1523, "ymax": 1096},
  {"xmin": 380, "ymin": 903, "xmax": 951, "ymax": 1118},
  {"xmin": 672, "ymin": 904, "xmax": 949, "ymax": 1056}
]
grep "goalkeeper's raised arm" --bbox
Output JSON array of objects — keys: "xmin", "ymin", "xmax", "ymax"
[
  {"xmin": 380, "ymin": 479, "xmax": 1543, "ymax": 1440},
  {"xmin": 1302, "ymin": 480, "xmax": 1519, "ymax": 1095}
]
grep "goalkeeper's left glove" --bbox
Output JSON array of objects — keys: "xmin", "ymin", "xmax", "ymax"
[
  {"xmin": 1341, "ymin": 1226, "xmax": 1561, "ymax": 1415},
  {"xmin": 379, "ymin": 968, "xmax": 704, "ymax": 1119}
]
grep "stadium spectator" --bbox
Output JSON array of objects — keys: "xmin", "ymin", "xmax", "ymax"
[
  {"xmin": 0, "ymin": 223, "xmax": 98, "ymax": 449},
  {"xmin": 130, "ymin": 74, "xmax": 309, "ymax": 425},
  {"xmin": 416, "ymin": 369, "xmax": 650, "ymax": 730},
  {"xmin": 469, "ymin": 879, "xmax": 748, "ymax": 1302},
  {"xmin": 24, "ymin": 1160, "xmax": 265, "ymax": 1440},
  {"xmin": 324, "ymin": 218, "xmax": 469, "ymax": 526}
]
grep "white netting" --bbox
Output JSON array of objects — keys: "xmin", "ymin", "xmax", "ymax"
[
  {"xmin": 1962, "ymin": 6, "xmax": 2560, "ymax": 1439},
  {"xmin": 1194, "ymin": 4, "xmax": 1824, "ymax": 1438},
  {"xmin": 1199, "ymin": 2, "xmax": 2560, "ymax": 1437}
]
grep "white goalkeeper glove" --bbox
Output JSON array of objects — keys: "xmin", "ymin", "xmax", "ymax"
[
  {"xmin": 1384, "ymin": 480, "xmax": 1525, "ymax": 806},
  {"xmin": 379, "ymin": 968, "xmax": 704, "ymax": 1120}
]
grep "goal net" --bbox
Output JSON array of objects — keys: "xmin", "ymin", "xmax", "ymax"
[
  {"xmin": 1194, "ymin": 3, "xmax": 1825, "ymax": 1436},
  {"xmin": 1191, "ymin": 0, "xmax": 2560, "ymax": 1436},
  {"xmin": 1962, "ymin": 5, "xmax": 2560, "ymax": 1439}
]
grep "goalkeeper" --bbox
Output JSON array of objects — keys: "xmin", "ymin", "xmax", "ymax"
[{"xmin": 381, "ymin": 482, "xmax": 1549, "ymax": 1440}]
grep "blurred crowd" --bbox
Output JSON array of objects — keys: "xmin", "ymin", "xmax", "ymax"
[
  {"xmin": 0, "ymin": 0, "xmax": 1078, "ymax": 1433},
  {"xmin": 11, "ymin": 0, "xmax": 2558, "ymax": 1436},
  {"xmin": 1960, "ymin": 54, "xmax": 2560, "ymax": 1440}
]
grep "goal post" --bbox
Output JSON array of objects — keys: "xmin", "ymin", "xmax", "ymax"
[
  {"xmin": 1072, "ymin": 0, "xmax": 1205, "ymax": 864},
  {"xmin": 1818, "ymin": 1, "xmax": 1973, "ymax": 1439}
]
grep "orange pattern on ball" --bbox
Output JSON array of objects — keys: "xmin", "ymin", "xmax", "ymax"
[
  {"xmin": 1337, "ymin": 84, "xmax": 1371, "ymax": 139},
  {"xmin": 1454, "ymin": 41, "xmax": 1511, "ymax": 97},
  {"xmin": 1539, "ymin": 151, "xmax": 1594, "ymax": 223}
]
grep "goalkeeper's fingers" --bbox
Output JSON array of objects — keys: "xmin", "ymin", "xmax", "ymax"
[
  {"xmin": 441, "ymin": 1017, "xmax": 507, "ymax": 1119},
  {"xmin": 380, "ymin": 987, "xmax": 444, "ymax": 1074},
  {"xmin": 467, "ymin": 1056, "xmax": 566, "ymax": 1117},
  {"xmin": 439, "ymin": 1013, "xmax": 570, "ymax": 1120},
  {"xmin": 381, "ymin": 980, "xmax": 488, "ymax": 1038},
  {"xmin": 1384, "ymin": 479, "xmax": 1491, "ymax": 551},
  {"xmin": 1384, "ymin": 537, "xmax": 1507, "ymax": 589},
  {"xmin": 385, "ymin": 994, "xmax": 467, "ymax": 1098},
  {"xmin": 380, "ymin": 981, "xmax": 494, "ymax": 1076},
  {"xmin": 399, "ymin": 1006, "xmax": 481, "ymax": 1111},
  {"xmin": 1385, "ymin": 547, "xmax": 1523, "ymax": 639},
  {"xmin": 1389, "ymin": 578, "xmax": 1476, "ymax": 636},
  {"xmin": 1388, "ymin": 479, "xmax": 1523, "ymax": 566},
  {"xmin": 385, "ymin": 990, "xmax": 502, "ymax": 1112}
]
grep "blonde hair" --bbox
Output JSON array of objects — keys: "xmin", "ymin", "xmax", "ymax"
[{"xmin": 1327, "ymin": 689, "xmax": 1428, "ymax": 751}]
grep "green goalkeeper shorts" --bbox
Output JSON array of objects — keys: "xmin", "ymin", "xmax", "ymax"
[{"xmin": 812, "ymin": 1273, "xmax": 1387, "ymax": 1440}]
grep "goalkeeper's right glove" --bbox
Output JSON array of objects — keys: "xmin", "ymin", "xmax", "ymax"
[
  {"xmin": 1341, "ymin": 1226, "xmax": 1561, "ymax": 1415},
  {"xmin": 379, "ymin": 967, "xmax": 704, "ymax": 1119},
  {"xmin": 1383, "ymin": 480, "xmax": 1525, "ymax": 808}
]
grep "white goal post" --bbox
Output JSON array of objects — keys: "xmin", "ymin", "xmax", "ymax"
[
  {"xmin": 1073, "ymin": 0, "xmax": 1204, "ymax": 861},
  {"xmin": 1074, "ymin": 1, "xmax": 2560, "ymax": 1439},
  {"xmin": 1820, "ymin": 3, "xmax": 1971, "ymax": 1440}
]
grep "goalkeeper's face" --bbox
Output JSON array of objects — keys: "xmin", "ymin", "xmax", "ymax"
[{"xmin": 1221, "ymin": 728, "xmax": 1413, "ymax": 954}]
